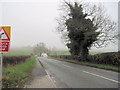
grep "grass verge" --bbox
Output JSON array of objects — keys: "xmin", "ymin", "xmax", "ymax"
[
  {"xmin": 2, "ymin": 56, "xmax": 36, "ymax": 88},
  {"xmin": 49, "ymin": 57, "xmax": 119, "ymax": 72}
]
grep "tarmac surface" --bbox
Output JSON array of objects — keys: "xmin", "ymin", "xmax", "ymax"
[{"xmin": 38, "ymin": 57, "xmax": 119, "ymax": 88}]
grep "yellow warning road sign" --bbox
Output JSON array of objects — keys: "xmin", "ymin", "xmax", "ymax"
[{"xmin": 0, "ymin": 26, "xmax": 11, "ymax": 53}]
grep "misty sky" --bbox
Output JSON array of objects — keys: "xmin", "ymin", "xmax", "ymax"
[{"xmin": 0, "ymin": 0, "xmax": 119, "ymax": 51}]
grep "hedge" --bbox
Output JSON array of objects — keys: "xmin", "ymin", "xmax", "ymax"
[
  {"xmin": 50, "ymin": 52, "xmax": 120, "ymax": 66},
  {"xmin": 3, "ymin": 56, "xmax": 31, "ymax": 67}
]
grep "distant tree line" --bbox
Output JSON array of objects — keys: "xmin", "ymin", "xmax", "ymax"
[{"xmin": 33, "ymin": 42, "xmax": 50, "ymax": 56}]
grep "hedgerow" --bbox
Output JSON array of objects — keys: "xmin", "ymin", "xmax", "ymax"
[
  {"xmin": 50, "ymin": 52, "xmax": 120, "ymax": 66},
  {"xmin": 3, "ymin": 56, "xmax": 31, "ymax": 67}
]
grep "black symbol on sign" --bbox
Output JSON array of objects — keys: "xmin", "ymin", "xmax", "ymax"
[{"xmin": 0, "ymin": 33, "xmax": 4, "ymax": 38}]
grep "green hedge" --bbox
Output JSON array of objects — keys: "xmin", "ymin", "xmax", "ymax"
[
  {"xmin": 50, "ymin": 52, "xmax": 120, "ymax": 66},
  {"xmin": 3, "ymin": 56, "xmax": 31, "ymax": 67},
  {"xmin": 88, "ymin": 52, "xmax": 120, "ymax": 66}
]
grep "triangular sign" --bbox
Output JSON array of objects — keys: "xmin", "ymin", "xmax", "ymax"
[{"xmin": 0, "ymin": 27, "xmax": 10, "ymax": 40}]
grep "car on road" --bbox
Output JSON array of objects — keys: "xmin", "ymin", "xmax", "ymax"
[{"xmin": 41, "ymin": 53, "xmax": 48, "ymax": 57}]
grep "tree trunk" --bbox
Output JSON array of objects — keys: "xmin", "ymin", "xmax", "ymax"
[{"xmin": 79, "ymin": 48, "xmax": 88, "ymax": 61}]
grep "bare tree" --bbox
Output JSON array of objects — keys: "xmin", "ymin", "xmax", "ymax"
[{"xmin": 83, "ymin": 3, "xmax": 117, "ymax": 48}]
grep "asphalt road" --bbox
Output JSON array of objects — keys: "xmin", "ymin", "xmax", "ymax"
[{"xmin": 37, "ymin": 57, "xmax": 119, "ymax": 88}]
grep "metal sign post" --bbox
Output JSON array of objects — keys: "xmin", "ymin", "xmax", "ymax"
[{"xmin": 0, "ymin": 53, "xmax": 2, "ymax": 90}]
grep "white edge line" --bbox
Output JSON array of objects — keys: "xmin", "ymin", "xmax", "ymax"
[
  {"xmin": 37, "ymin": 58, "xmax": 57, "ymax": 88},
  {"xmin": 45, "ymin": 69, "xmax": 57, "ymax": 88},
  {"xmin": 83, "ymin": 71, "xmax": 120, "ymax": 84}
]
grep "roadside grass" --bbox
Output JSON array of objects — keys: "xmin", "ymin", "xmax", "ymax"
[
  {"xmin": 4, "ymin": 50, "xmax": 32, "ymax": 56},
  {"xmin": 50, "ymin": 51, "xmax": 101, "ymax": 55},
  {"xmin": 2, "ymin": 56, "xmax": 36, "ymax": 88},
  {"xmin": 49, "ymin": 57, "xmax": 119, "ymax": 72}
]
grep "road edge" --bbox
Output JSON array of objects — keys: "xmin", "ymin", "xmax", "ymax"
[{"xmin": 38, "ymin": 58, "xmax": 57, "ymax": 88}]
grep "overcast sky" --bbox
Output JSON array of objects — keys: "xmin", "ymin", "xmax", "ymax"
[{"xmin": 0, "ymin": 0, "xmax": 119, "ymax": 51}]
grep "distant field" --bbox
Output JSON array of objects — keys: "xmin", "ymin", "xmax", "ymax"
[
  {"xmin": 3, "ymin": 49, "xmax": 32, "ymax": 56},
  {"xmin": 50, "ymin": 51, "xmax": 101, "ymax": 55},
  {"xmin": 90, "ymin": 52, "xmax": 101, "ymax": 55},
  {"xmin": 50, "ymin": 51, "xmax": 71, "ymax": 55},
  {"xmin": 4, "ymin": 50, "xmax": 100, "ymax": 56}
]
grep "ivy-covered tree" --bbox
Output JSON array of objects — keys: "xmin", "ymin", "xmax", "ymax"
[
  {"xmin": 65, "ymin": 2, "xmax": 99, "ymax": 61},
  {"xmin": 57, "ymin": 1, "xmax": 116, "ymax": 61}
]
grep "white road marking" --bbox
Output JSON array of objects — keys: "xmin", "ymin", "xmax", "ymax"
[
  {"xmin": 45, "ymin": 69, "xmax": 57, "ymax": 88},
  {"xmin": 83, "ymin": 71, "xmax": 120, "ymax": 83},
  {"xmin": 62, "ymin": 64, "xmax": 73, "ymax": 68}
]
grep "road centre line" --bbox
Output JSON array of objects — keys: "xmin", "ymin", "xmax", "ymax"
[{"xmin": 83, "ymin": 71, "xmax": 120, "ymax": 83}]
